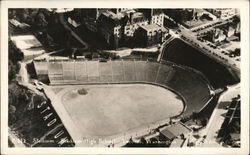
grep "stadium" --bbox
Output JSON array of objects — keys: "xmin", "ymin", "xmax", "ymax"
[{"xmin": 33, "ymin": 59, "xmax": 214, "ymax": 146}]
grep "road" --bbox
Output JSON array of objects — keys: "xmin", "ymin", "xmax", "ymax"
[
  {"xmin": 199, "ymin": 84, "xmax": 240, "ymax": 147},
  {"xmin": 179, "ymin": 28, "xmax": 240, "ymax": 72},
  {"xmin": 163, "ymin": 14, "xmax": 240, "ymax": 75},
  {"xmin": 191, "ymin": 16, "xmax": 236, "ymax": 32}
]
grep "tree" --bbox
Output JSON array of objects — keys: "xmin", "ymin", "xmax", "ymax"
[
  {"xmin": 8, "ymin": 60, "xmax": 20, "ymax": 82},
  {"xmin": 140, "ymin": 137, "xmax": 147, "ymax": 145},
  {"xmin": 201, "ymin": 118, "xmax": 207, "ymax": 127}
]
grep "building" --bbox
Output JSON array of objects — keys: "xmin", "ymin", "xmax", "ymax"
[
  {"xmin": 10, "ymin": 35, "xmax": 45, "ymax": 61},
  {"xmin": 97, "ymin": 10, "xmax": 125, "ymax": 49},
  {"xmin": 224, "ymin": 26, "xmax": 236, "ymax": 37},
  {"xmin": 123, "ymin": 11, "xmax": 148, "ymax": 37},
  {"xmin": 206, "ymin": 9, "xmax": 236, "ymax": 19},
  {"xmin": 110, "ymin": 8, "xmax": 133, "ymax": 14},
  {"xmin": 139, "ymin": 9, "xmax": 164, "ymax": 26},
  {"xmin": 212, "ymin": 28, "xmax": 227, "ymax": 42},
  {"xmin": 159, "ymin": 123, "xmax": 192, "ymax": 141},
  {"xmin": 67, "ymin": 9, "xmax": 100, "ymax": 31},
  {"xmin": 81, "ymin": 9, "xmax": 167, "ymax": 49},
  {"xmin": 134, "ymin": 24, "xmax": 166, "ymax": 47},
  {"xmin": 209, "ymin": 21, "xmax": 240, "ymax": 43},
  {"xmin": 217, "ymin": 97, "xmax": 241, "ymax": 147},
  {"xmin": 169, "ymin": 138, "xmax": 186, "ymax": 147},
  {"xmin": 79, "ymin": 9, "xmax": 99, "ymax": 32},
  {"xmin": 192, "ymin": 9, "xmax": 217, "ymax": 21},
  {"xmin": 97, "ymin": 10, "xmax": 147, "ymax": 48}
]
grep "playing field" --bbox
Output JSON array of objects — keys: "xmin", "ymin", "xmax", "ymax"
[{"xmin": 54, "ymin": 84, "xmax": 184, "ymax": 140}]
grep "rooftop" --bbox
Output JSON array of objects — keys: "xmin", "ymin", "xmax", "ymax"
[
  {"xmin": 11, "ymin": 35, "xmax": 42, "ymax": 50},
  {"xmin": 140, "ymin": 24, "xmax": 161, "ymax": 31},
  {"xmin": 102, "ymin": 11, "xmax": 125, "ymax": 20},
  {"xmin": 160, "ymin": 123, "xmax": 192, "ymax": 140}
]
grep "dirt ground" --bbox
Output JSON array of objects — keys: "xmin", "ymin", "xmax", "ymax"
[{"xmin": 54, "ymin": 84, "xmax": 184, "ymax": 139}]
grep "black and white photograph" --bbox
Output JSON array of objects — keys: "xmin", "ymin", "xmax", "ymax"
[{"xmin": 1, "ymin": 0, "xmax": 249, "ymax": 154}]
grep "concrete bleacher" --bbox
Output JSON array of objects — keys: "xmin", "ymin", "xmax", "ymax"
[
  {"xmin": 86, "ymin": 61, "xmax": 100, "ymax": 82},
  {"xmin": 134, "ymin": 61, "xmax": 147, "ymax": 82},
  {"xmin": 33, "ymin": 61, "xmax": 48, "ymax": 74},
  {"xmin": 123, "ymin": 61, "xmax": 136, "ymax": 82},
  {"xmin": 62, "ymin": 61, "xmax": 75, "ymax": 82},
  {"xmin": 33, "ymin": 59, "xmax": 212, "ymax": 117},
  {"xmin": 155, "ymin": 65, "xmax": 172, "ymax": 85},
  {"xmin": 112, "ymin": 61, "xmax": 125, "ymax": 82},
  {"xmin": 48, "ymin": 62, "xmax": 63, "ymax": 84},
  {"xmin": 75, "ymin": 61, "xmax": 88, "ymax": 82},
  {"xmin": 167, "ymin": 67, "xmax": 211, "ymax": 117},
  {"xmin": 145, "ymin": 62, "xmax": 159, "ymax": 82},
  {"xmin": 33, "ymin": 61, "xmax": 48, "ymax": 81},
  {"xmin": 99, "ymin": 61, "xmax": 113, "ymax": 83}
]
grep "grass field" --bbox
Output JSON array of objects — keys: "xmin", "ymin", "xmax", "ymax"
[{"xmin": 53, "ymin": 84, "xmax": 184, "ymax": 140}]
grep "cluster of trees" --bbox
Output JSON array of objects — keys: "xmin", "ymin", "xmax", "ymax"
[
  {"xmin": 8, "ymin": 82, "xmax": 33, "ymax": 126},
  {"xmin": 163, "ymin": 9, "xmax": 195, "ymax": 23},
  {"xmin": 9, "ymin": 9, "xmax": 37, "ymax": 24},
  {"xmin": 8, "ymin": 41, "xmax": 24, "ymax": 82},
  {"xmin": 9, "ymin": 9, "xmax": 54, "ymax": 46}
]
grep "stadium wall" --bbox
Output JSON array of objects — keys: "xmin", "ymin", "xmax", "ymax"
[{"xmin": 33, "ymin": 60, "xmax": 213, "ymax": 117}]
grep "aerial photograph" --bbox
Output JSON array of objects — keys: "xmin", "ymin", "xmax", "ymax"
[{"xmin": 8, "ymin": 8, "xmax": 241, "ymax": 148}]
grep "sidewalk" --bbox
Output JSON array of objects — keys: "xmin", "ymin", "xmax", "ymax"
[{"xmin": 200, "ymin": 84, "xmax": 240, "ymax": 147}]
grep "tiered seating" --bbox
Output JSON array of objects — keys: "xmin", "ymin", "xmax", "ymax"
[
  {"xmin": 145, "ymin": 62, "xmax": 159, "ymax": 82},
  {"xmin": 112, "ymin": 61, "xmax": 124, "ymax": 82},
  {"xmin": 34, "ymin": 61, "xmax": 48, "ymax": 75},
  {"xmin": 86, "ymin": 61, "xmax": 100, "ymax": 82},
  {"xmin": 155, "ymin": 65, "xmax": 172, "ymax": 85},
  {"xmin": 134, "ymin": 61, "xmax": 146, "ymax": 82},
  {"xmin": 123, "ymin": 61, "xmax": 136, "ymax": 82},
  {"xmin": 48, "ymin": 62, "xmax": 63, "ymax": 84},
  {"xmin": 33, "ymin": 61, "xmax": 49, "ymax": 82},
  {"xmin": 167, "ymin": 67, "xmax": 211, "ymax": 117},
  {"xmin": 75, "ymin": 61, "xmax": 88, "ymax": 82},
  {"xmin": 34, "ymin": 60, "xmax": 212, "ymax": 117},
  {"xmin": 62, "ymin": 61, "xmax": 75, "ymax": 82},
  {"xmin": 99, "ymin": 61, "xmax": 113, "ymax": 83}
]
